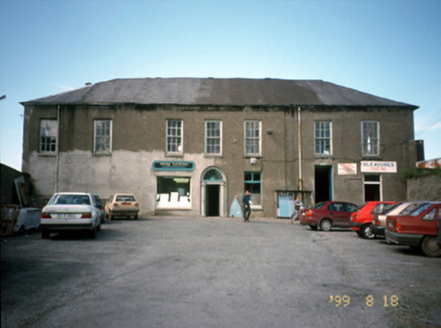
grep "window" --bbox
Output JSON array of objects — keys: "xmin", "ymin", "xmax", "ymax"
[
  {"xmin": 422, "ymin": 208, "xmax": 437, "ymax": 221},
  {"xmin": 362, "ymin": 121, "xmax": 379, "ymax": 156},
  {"xmin": 205, "ymin": 121, "xmax": 222, "ymax": 155},
  {"xmin": 39, "ymin": 119, "xmax": 58, "ymax": 153},
  {"xmin": 244, "ymin": 172, "xmax": 262, "ymax": 206},
  {"xmin": 315, "ymin": 122, "xmax": 332, "ymax": 155},
  {"xmin": 244, "ymin": 121, "xmax": 261, "ymax": 156},
  {"xmin": 166, "ymin": 120, "xmax": 183, "ymax": 154},
  {"xmin": 156, "ymin": 177, "xmax": 191, "ymax": 208},
  {"xmin": 94, "ymin": 120, "xmax": 112, "ymax": 154}
]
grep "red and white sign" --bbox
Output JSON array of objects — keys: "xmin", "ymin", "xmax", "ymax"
[
  {"xmin": 338, "ymin": 163, "xmax": 357, "ymax": 175},
  {"xmin": 361, "ymin": 161, "xmax": 397, "ymax": 173}
]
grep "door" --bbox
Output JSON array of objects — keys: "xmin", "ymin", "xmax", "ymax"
[
  {"xmin": 315, "ymin": 165, "xmax": 332, "ymax": 203},
  {"xmin": 206, "ymin": 185, "xmax": 220, "ymax": 217}
]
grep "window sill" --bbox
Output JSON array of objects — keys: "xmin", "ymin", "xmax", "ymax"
[
  {"xmin": 38, "ymin": 152, "xmax": 57, "ymax": 157},
  {"xmin": 166, "ymin": 153, "xmax": 184, "ymax": 158},
  {"xmin": 250, "ymin": 205, "xmax": 262, "ymax": 211},
  {"xmin": 93, "ymin": 153, "xmax": 112, "ymax": 157}
]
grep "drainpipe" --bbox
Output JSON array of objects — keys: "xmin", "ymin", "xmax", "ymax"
[
  {"xmin": 55, "ymin": 106, "xmax": 60, "ymax": 192},
  {"xmin": 298, "ymin": 107, "xmax": 303, "ymax": 191}
]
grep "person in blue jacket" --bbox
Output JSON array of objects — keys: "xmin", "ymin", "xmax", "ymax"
[{"xmin": 242, "ymin": 190, "xmax": 251, "ymax": 222}]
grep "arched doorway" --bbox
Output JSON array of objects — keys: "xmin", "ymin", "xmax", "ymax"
[{"xmin": 201, "ymin": 167, "xmax": 226, "ymax": 217}]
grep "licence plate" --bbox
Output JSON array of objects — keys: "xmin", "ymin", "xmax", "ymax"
[
  {"xmin": 122, "ymin": 203, "xmax": 131, "ymax": 206},
  {"xmin": 57, "ymin": 214, "xmax": 75, "ymax": 219}
]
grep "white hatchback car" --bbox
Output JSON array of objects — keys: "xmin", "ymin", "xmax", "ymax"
[
  {"xmin": 41, "ymin": 192, "xmax": 102, "ymax": 239},
  {"xmin": 105, "ymin": 193, "xmax": 140, "ymax": 220}
]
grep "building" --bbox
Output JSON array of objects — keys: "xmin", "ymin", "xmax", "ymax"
[{"xmin": 21, "ymin": 78, "xmax": 419, "ymax": 218}]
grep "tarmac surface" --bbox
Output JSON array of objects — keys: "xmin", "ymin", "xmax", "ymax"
[{"xmin": 2, "ymin": 216, "xmax": 441, "ymax": 328}]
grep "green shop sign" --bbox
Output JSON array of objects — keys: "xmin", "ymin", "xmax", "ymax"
[{"xmin": 153, "ymin": 161, "xmax": 195, "ymax": 171}]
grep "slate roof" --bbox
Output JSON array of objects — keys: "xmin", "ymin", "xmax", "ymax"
[{"xmin": 22, "ymin": 78, "xmax": 418, "ymax": 109}]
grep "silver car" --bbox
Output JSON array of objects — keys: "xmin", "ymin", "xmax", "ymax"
[{"xmin": 41, "ymin": 192, "xmax": 101, "ymax": 239}]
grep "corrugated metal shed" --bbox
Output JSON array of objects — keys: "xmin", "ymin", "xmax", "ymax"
[{"xmin": 21, "ymin": 78, "xmax": 418, "ymax": 109}]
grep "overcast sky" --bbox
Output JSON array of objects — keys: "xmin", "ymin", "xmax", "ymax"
[{"xmin": 1, "ymin": 0, "xmax": 440, "ymax": 171}]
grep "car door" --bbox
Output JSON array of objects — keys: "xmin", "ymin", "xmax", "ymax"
[
  {"xmin": 328, "ymin": 203, "xmax": 349, "ymax": 227},
  {"xmin": 421, "ymin": 205, "xmax": 439, "ymax": 236}
]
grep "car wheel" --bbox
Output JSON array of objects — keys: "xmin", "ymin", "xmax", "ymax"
[
  {"xmin": 356, "ymin": 230, "xmax": 363, "ymax": 237},
  {"xmin": 310, "ymin": 225, "xmax": 318, "ymax": 231},
  {"xmin": 361, "ymin": 224, "xmax": 376, "ymax": 239},
  {"xmin": 134, "ymin": 214, "xmax": 138, "ymax": 220},
  {"xmin": 320, "ymin": 219, "xmax": 332, "ymax": 232},
  {"xmin": 421, "ymin": 236, "xmax": 441, "ymax": 258},
  {"xmin": 41, "ymin": 231, "xmax": 50, "ymax": 239}
]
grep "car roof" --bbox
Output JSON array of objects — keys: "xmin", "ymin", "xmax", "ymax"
[{"xmin": 55, "ymin": 192, "xmax": 91, "ymax": 195}]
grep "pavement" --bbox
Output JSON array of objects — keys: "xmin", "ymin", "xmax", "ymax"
[{"xmin": 2, "ymin": 216, "xmax": 440, "ymax": 328}]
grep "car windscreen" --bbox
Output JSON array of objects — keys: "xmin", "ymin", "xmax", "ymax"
[{"xmin": 400, "ymin": 203, "xmax": 427, "ymax": 215}]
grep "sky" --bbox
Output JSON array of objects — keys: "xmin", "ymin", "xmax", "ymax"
[{"xmin": 1, "ymin": 0, "xmax": 440, "ymax": 171}]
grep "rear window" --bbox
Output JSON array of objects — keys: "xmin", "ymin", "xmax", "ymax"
[
  {"xmin": 410, "ymin": 203, "xmax": 432, "ymax": 217},
  {"xmin": 49, "ymin": 194, "xmax": 91, "ymax": 205},
  {"xmin": 383, "ymin": 202, "xmax": 403, "ymax": 215},
  {"xmin": 116, "ymin": 195, "xmax": 136, "ymax": 202},
  {"xmin": 373, "ymin": 203, "xmax": 394, "ymax": 215},
  {"xmin": 314, "ymin": 202, "xmax": 326, "ymax": 209}
]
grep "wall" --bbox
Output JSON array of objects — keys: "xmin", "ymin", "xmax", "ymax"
[{"xmin": 407, "ymin": 175, "xmax": 441, "ymax": 201}]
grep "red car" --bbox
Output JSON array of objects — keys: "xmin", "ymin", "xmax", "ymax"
[
  {"xmin": 386, "ymin": 202, "xmax": 441, "ymax": 257},
  {"xmin": 350, "ymin": 201, "xmax": 396, "ymax": 239},
  {"xmin": 300, "ymin": 201, "xmax": 358, "ymax": 231}
]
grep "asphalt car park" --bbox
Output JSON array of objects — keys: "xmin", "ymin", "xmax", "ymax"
[{"xmin": 2, "ymin": 217, "xmax": 440, "ymax": 328}]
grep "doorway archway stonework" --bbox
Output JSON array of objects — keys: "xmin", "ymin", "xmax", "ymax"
[{"xmin": 201, "ymin": 167, "xmax": 226, "ymax": 217}]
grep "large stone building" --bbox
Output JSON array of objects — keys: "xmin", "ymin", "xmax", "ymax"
[{"xmin": 21, "ymin": 78, "xmax": 419, "ymax": 218}]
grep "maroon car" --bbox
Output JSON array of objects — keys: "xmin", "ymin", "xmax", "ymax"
[
  {"xmin": 300, "ymin": 201, "xmax": 359, "ymax": 231},
  {"xmin": 386, "ymin": 202, "xmax": 441, "ymax": 257}
]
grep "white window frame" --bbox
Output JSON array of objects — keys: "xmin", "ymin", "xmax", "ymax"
[
  {"xmin": 314, "ymin": 121, "xmax": 332, "ymax": 156},
  {"xmin": 39, "ymin": 119, "xmax": 58, "ymax": 153},
  {"xmin": 94, "ymin": 119, "xmax": 112, "ymax": 154},
  {"xmin": 244, "ymin": 120, "xmax": 261, "ymax": 156},
  {"xmin": 205, "ymin": 120, "xmax": 222, "ymax": 156},
  {"xmin": 362, "ymin": 121, "xmax": 380, "ymax": 156},
  {"xmin": 166, "ymin": 119, "xmax": 183, "ymax": 155}
]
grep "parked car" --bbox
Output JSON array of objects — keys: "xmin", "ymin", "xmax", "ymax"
[
  {"xmin": 41, "ymin": 192, "xmax": 102, "ymax": 239},
  {"xmin": 372, "ymin": 201, "xmax": 428, "ymax": 237},
  {"xmin": 386, "ymin": 202, "xmax": 441, "ymax": 257},
  {"xmin": 300, "ymin": 201, "xmax": 358, "ymax": 231},
  {"xmin": 350, "ymin": 201, "xmax": 396, "ymax": 239},
  {"xmin": 438, "ymin": 214, "xmax": 441, "ymax": 248},
  {"xmin": 92, "ymin": 195, "xmax": 106, "ymax": 223},
  {"xmin": 105, "ymin": 193, "xmax": 140, "ymax": 220}
]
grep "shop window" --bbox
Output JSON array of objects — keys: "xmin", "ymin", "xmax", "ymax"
[
  {"xmin": 244, "ymin": 121, "xmax": 261, "ymax": 156},
  {"xmin": 315, "ymin": 121, "xmax": 332, "ymax": 155},
  {"xmin": 244, "ymin": 171, "xmax": 262, "ymax": 207},
  {"xmin": 39, "ymin": 119, "xmax": 58, "ymax": 153},
  {"xmin": 94, "ymin": 120, "xmax": 112, "ymax": 154},
  {"xmin": 362, "ymin": 121, "xmax": 379, "ymax": 156},
  {"xmin": 156, "ymin": 177, "xmax": 191, "ymax": 208},
  {"xmin": 166, "ymin": 120, "xmax": 183, "ymax": 155}
]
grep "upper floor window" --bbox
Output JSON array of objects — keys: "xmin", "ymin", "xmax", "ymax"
[
  {"xmin": 205, "ymin": 120, "xmax": 222, "ymax": 155},
  {"xmin": 362, "ymin": 121, "xmax": 379, "ymax": 156},
  {"xmin": 166, "ymin": 119, "xmax": 183, "ymax": 155},
  {"xmin": 244, "ymin": 120, "xmax": 261, "ymax": 156},
  {"xmin": 315, "ymin": 121, "xmax": 332, "ymax": 155},
  {"xmin": 94, "ymin": 120, "xmax": 112, "ymax": 154},
  {"xmin": 39, "ymin": 119, "xmax": 58, "ymax": 153}
]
